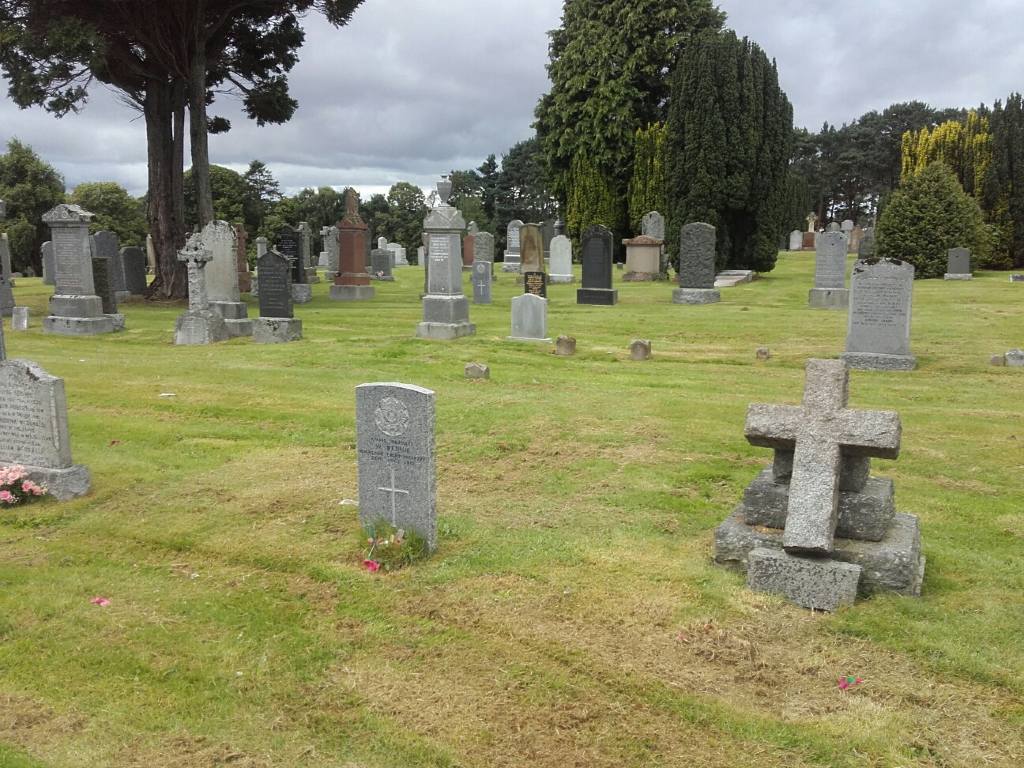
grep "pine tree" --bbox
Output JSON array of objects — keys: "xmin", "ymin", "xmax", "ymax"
[
  {"xmin": 665, "ymin": 29, "xmax": 793, "ymax": 273},
  {"xmin": 628, "ymin": 124, "xmax": 667, "ymax": 234},
  {"xmin": 566, "ymin": 153, "xmax": 618, "ymax": 255},
  {"xmin": 987, "ymin": 94, "xmax": 1024, "ymax": 268}
]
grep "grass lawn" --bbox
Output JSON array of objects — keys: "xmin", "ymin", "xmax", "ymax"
[{"xmin": 1, "ymin": 252, "xmax": 1022, "ymax": 767}]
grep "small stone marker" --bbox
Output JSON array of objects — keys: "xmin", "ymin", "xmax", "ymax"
[
  {"xmin": 465, "ymin": 363, "xmax": 489, "ymax": 380},
  {"xmin": 387, "ymin": 242, "xmax": 409, "ymax": 267},
  {"xmin": 472, "ymin": 261, "xmax": 492, "ymax": 305},
  {"xmin": 623, "ymin": 235, "xmax": 663, "ymax": 281},
  {"xmin": 0, "ymin": 358, "xmax": 90, "ymax": 500},
  {"xmin": 630, "ymin": 339, "xmax": 652, "ymax": 361},
  {"xmin": 370, "ymin": 249, "xmax": 395, "ymax": 281},
  {"xmin": 554, "ymin": 335, "xmax": 576, "ymax": 356},
  {"xmin": 121, "ymin": 247, "xmax": 148, "ymax": 295},
  {"xmin": 356, "ymin": 383, "xmax": 437, "ymax": 553},
  {"xmin": 42, "ymin": 205, "xmax": 115, "ymax": 336},
  {"xmin": 714, "ymin": 358, "xmax": 923, "ymax": 610},
  {"xmin": 41, "ymin": 241, "xmax": 55, "ymax": 286},
  {"xmin": 756, "ymin": 347, "xmax": 770, "ymax": 361},
  {"xmin": 990, "ymin": 354, "xmax": 1006, "ymax": 366},
  {"xmin": 944, "ymin": 247, "xmax": 972, "ymax": 281},
  {"xmin": 508, "ymin": 293, "xmax": 551, "ymax": 343},
  {"xmin": 1007, "ymin": 349, "xmax": 1024, "ymax": 367},
  {"xmin": 523, "ymin": 271, "xmax": 547, "ymax": 298},
  {"xmin": 841, "ymin": 258, "xmax": 916, "ymax": 371},
  {"xmin": 502, "ymin": 220, "xmax": 523, "ymax": 272},
  {"xmin": 1011, "ymin": 274, "xmax": 1024, "ymax": 282},
  {"xmin": 549, "ymin": 235, "xmax": 574, "ymax": 284},
  {"xmin": 674, "ymin": 223, "xmax": 720, "ymax": 304},
  {"xmin": 418, "ymin": 176, "xmax": 475, "ymax": 340},
  {"xmin": 204, "ymin": 221, "xmax": 252, "ymax": 337},
  {"xmin": 331, "ymin": 190, "xmax": 375, "ymax": 302},
  {"xmin": 12, "ymin": 306, "xmax": 28, "ymax": 331},
  {"xmin": 173, "ymin": 235, "xmax": 229, "ymax": 346},
  {"xmin": 253, "ymin": 249, "xmax": 302, "ymax": 344},
  {"xmin": 809, "ymin": 232, "xmax": 849, "ymax": 310},
  {"xmin": 577, "ymin": 225, "xmax": 618, "ymax": 306},
  {"xmin": 789, "ymin": 230, "xmax": 803, "ymax": 251}
]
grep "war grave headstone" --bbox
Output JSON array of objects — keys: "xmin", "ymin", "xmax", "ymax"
[
  {"xmin": 234, "ymin": 222, "xmax": 252, "ymax": 293},
  {"xmin": 541, "ymin": 218, "xmax": 556, "ymax": 262},
  {"xmin": 945, "ymin": 247, "xmax": 972, "ymax": 281},
  {"xmin": 318, "ymin": 251, "xmax": 328, "ymax": 269},
  {"xmin": 508, "ymin": 292, "xmax": 551, "ymax": 344},
  {"xmin": 807, "ymin": 231, "xmax": 849, "ymax": 310},
  {"xmin": 673, "ymin": 222, "xmax": 720, "ymax": 305},
  {"xmin": 518, "ymin": 224, "xmax": 545, "ymax": 284},
  {"xmin": 417, "ymin": 176, "xmax": 475, "ymax": 340},
  {"xmin": 0, "ymin": 234, "xmax": 15, "ymax": 317},
  {"xmin": 417, "ymin": 246, "xmax": 426, "ymax": 265},
  {"xmin": 298, "ymin": 221, "xmax": 319, "ymax": 283},
  {"xmin": 642, "ymin": 210, "xmax": 667, "ymax": 273},
  {"xmin": 523, "ymin": 271, "xmax": 548, "ymax": 298},
  {"xmin": 502, "ymin": 219, "xmax": 523, "ymax": 272},
  {"xmin": 90, "ymin": 256, "xmax": 125, "ymax": 332},
  {"xmin": 0, "ymin": 356, "xmax": 91, "ymax": 500},
  {"xmin": 90, "ymin": 230, "xmax": 131, "ymax": 304},
  {"xmin": 623, "ymin": 235, "xmax": 663, "ymax": 281},
  {"xmin": 41, "ymin": 241, "xmax": 55, "ymax": 285},
  {"xmin": 841, "ymin": 258, "xmax": 916, "ymax": 371},
  {"xmin": 42, "ymin": 204, "xmax": 115, "ymax": 336},
  {"xmin": 331, "ymin": 190, "xmax": 375, "ymax": 302},
  {"xmin": 12, "ymin": 307, "xmax": 28, "ymax": 331},
  {"xmin": 173, "ymin": 235, "xmax": 229, "ymax": 346},
  {"xmin": 472, "ymin": 260, "xmax": 492, "ymax": 305},
  {"xmin": 577, "ymin": 225, "xmax": 618, "ymax": 306},
  {"xmin": 356, "ymin": 382, "xmax": 438, "ymax": 553},
  {"xmin": 714, "ymin": 358, "xmax": 923, "ymax": 611},
  {"xmin": 253, "ymin": 250, "xmax": 302, "ymax": 344},
  {"xmin": 549, "ymin": 235, "xmax": 574, "ymax": 284},
  {"xmin": 121, "ymin": 247, "xmax": 148, "ymax": 295},
  {"xmin": 789, "ymin": 230, "xmax": 803, "ymax": 251},
  {"xmin": 388, "ymin": 242, "xmax": 409, "ymax": 267},
  {"xmin": 474, "ymin": 231, "xmax": 496, "ymax": 282},
  {"xmin": 371, "ymin": 249, "xmax": 395, "ymax": 281},
  {"xmin": 202, "ymin": 221, "xmax": 252, "ymax": 336},
  {"xmin": 321, "ymin": 225, "xmax": 340, "ymax": 281},
  {"xmin": 462, "ymin": 235, "xmax": 475, "ymax": 271}
]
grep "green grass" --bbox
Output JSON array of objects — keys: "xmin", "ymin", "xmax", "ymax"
[{"xmin": 0, "ymin": 254, "xmax": 1022, "ymax": 767}]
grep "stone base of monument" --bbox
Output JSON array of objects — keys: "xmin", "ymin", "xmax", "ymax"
[
  {"xmin": 329, "ymin": 284, "xmax": 375, "ymax": 302},
  {"xmin": 576, "ymin": 288, "xmax": 618, "ymax": 306},
  {"xmin": 43, "ymin": 315, "xmax": 116, "ymax": 336},
  {"xmin": 747, "ymin": 548, "xmax": 861, "ymax": 612},
  {"xmin": 508, "ymin": 334, "xmax": 552, "ymax": 344},
  {"xmin": 253, "ymin": 317, "xmax": 302, "ymax": 344},
  {"xmin": 622, "ymin": 271, "xmax": 658, "ymax": 282},
  {"xmin": 174, "ymin": 310, "xmax": 230, "ymax": 345},
  {"xmin": 840, "ymin": 352, "xmax": 917, "ymax": 371},
  {"xmin": 417, "ymin": 321, "xmax": 476, "ymax": 340},
  {"xmin": 550, "ymin": 274, "xmax": 575, "ymax": 284},
  {"xmin": 944, "ymin": 273, "xmax": 973, "ymax": 281},
  {"xmin": 808, "ymin": 288, "xmax": 849, "ymax": 309},
  {"xmin": 370, "ymin": 275, "xmax": 396, "ymax": 282},
  {"xmin": 673, "ymin": 288, "xmax": 721, "ymax": 305},
  {"xmin": 323, "ymin": 271, "xmax": 338, "ymax": 282},
  {"xmin": 714, "ymin": 509, "xmax": 924, "ymax": 601},
  {"xmin": 114, "ymin": 290, "xmax": 131, "ymax": 304},
  {"xmin": 106, "ymin": 313, "xmax": 126, "ymax": 333},
  {"xmin": 23, "ymin": 464, "xmax": 91, "ymax": 502},
  {"xmin": 306, "ymin": 269, "xmax": 320, "ymax": 284},
  {"xmin": 502, "ymin": 256, "xmax": 521, "ymax": 273},
  {"xmin": 209, "ymin": 301, "xmax": 253, "ymax": 338}
]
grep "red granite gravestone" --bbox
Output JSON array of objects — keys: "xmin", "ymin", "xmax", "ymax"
[
  {"xmin": 330, "ymin": 189, "xmax": 375, "ymax": 301},
  {"xmin": 463, "ymin": 235, "xmax": 475, "ymax": 268}
]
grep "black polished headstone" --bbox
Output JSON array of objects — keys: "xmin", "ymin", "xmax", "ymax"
[
  {"xmin": 257, "ymin": 250, "xmax": 294, "ymax": 319},
  {"xmin": 121, "ymin": 247, "xmax": 148, "ymax": 294},
  {"xmin": 523, "ymin": 271, "xmax": 547, "ymax": 298},
  {"xmin": 275, "ymin": 226, "xmax": 305, "ymax": 284},
  {"xmin": 91, "ymin": 257, "xmax": 117, "ymax": 314},
  {"xmin": 578, "ymin": 225, "xmax": 618, "ymax": 306}
]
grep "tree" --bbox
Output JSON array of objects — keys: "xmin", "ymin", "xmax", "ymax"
[
  {"xmin": 477, "ymin": 154, "xmax": 500, "ymax": 221},
  {"xmin": 665, "ymin": 29, "xmax": 792, "ymax": 273},
  {"xmin": 360, "ymin": 193, "xmax": 390, "ymax": 252},
  {"xmin": 985, "ymin": 94, "xmax": 1024, "ymax": 268},
  {"xmin": 0, "ymin": 138, "xmax": 66, "ymax": 274},
  {"xmin": 68, "ymin": 181, "xmax": 148, "ymax": 247},
  {"xmin": 242, "ymin": 160, "xmax": 282, "ymax": 235},
  {"xmin": 628, "ymin": 123, "xmax": 667, "ymax": 234},
  {"xmin": 534, "ymin": 0, "xmax": 724, "ymax": 228},
  {"xmin": 566, "ymin": 153, "xmax": 617, "ymax": 255},
  {"xmin": 183, "ymin": 165, "xmax": 246, "ymax": 230},
  {"xmin": 875, "ymin": 162, "xmax": 986, "ymax": 278},
  {"xmin": 375, "ymin": 183, "xmax": 427, "ymax": 260},
  {"xmin": 494, "ymin": 138, "xmax": 557, "ymax": 231}
]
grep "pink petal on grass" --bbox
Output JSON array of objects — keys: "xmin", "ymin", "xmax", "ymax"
[
  {"xmin": 90, "ymin": 598, "xmax": 110, "ymax": 606},
  {"xmin": 362, "ymin": 560, "xmax": 380, "ymax": 573}
]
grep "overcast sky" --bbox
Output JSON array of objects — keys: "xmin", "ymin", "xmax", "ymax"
[{"xmin": 1, "ymin": 0, "xmax": 1022, "ymax": 199}]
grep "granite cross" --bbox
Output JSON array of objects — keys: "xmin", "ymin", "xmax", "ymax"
[
  {"xmin": 178, "ymin": 238, "xmax": 214, "ymax": 312},
  {"xmin": 744, "ymin": 359, "xmax": 901, "ymax": 555}
]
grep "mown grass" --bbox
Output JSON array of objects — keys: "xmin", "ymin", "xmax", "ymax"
[{"xmin": 0, "ymin": 253, "xmax": 1022, "ymax": 767}]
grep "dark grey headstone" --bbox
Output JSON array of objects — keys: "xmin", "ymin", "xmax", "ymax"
[
  {"xmin": 121, "ymin": 247, "xmax": 148, "ymax": 294},
  {"xmin": 0, "ymin": 237, "xmax": 14, "ymax": 317},
  {"xmin": 677, "ymin": 223, "xmax": 716, "ymax": 289},
  {"xmin": 42, "ymin": 241, "xmax": 55, "ymax": 285},
  {"xmin": 91, "ymin": 257, "xmax": 117, "ymax": 314},
  {"xmin": 541, "ymin": 218, "xmax": 556, "ymax": 257},
  {"xmin": 842, "ymin": 258, "xmax": 916, "ymax": 370},
  {"xmin": 947, "ymin": 247, "xmax": 971, "ymax": 275},
  {"xmin": 581, "ymin": 225, "xmax": 613, "ymax": 289},
  {"xmin": 90, "ymin": 231, "xmax": 127, "ymax": 295},
  {"xmin": 275, "ymin": 226, "xmax": 304, "ymax": 285},
  {"xmin": 370, "ymin": 249, "xmax": 394, "ymax": 280},
  {"xmin": 356, "ymin": 383, "xmax": 437, "ymax": 553},
  {"xmin": 815, "ymin": 232, "xmax": 848, "ymax": 289},
  {"xmin": 257, "ymin": 250, "xmax": 294, "ymax": 319},
  {"xmin": 858, "ymin": 229, "xmax": 876, "ymax": 259}
]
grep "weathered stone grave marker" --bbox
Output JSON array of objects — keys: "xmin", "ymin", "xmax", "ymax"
[
  {"xmin": 673, "ymin": 223, "xmax": 720, "ymax": 304},
  {"xmin": 173, "ymin": 235, "xmax": 229, "ymax": 346},
  {"xmin": 417, "ymin": 177, "xmax": 474, "ymax": 339},
  {"xmin": 502, "ymin": 219, "xmax": 523, "ymax": 272},
  {"xmin": 42, "ymin": 205, "xmax": 115, "ymax": 336},
  {"xmin": 472, "ymin": 260, "xmax": 492, "ymax": 305},
  {"xmin": 549, "ymin": 235, "xmax": 574, "ymax": 284},
  {"xmin": 809, "ymin": 232, "xmax": 849, "ymax": 309},
  {"xmin": 253, "ymin": 250, "xmax": 302, "ymax": 344},
  {"xmin": 508, "ymin": 293, "xmax": 551, "ymax": 343},
  {"xmin": 841, "ymin": 258, "xmax": 916, "ymax": 371},
  {"xmin": 204, "ymin": 221, "xmax": 252, "ymax": 337},
  {"xmin": 945, "ymin": 247, "xmax": 972, "ymax": 281}
]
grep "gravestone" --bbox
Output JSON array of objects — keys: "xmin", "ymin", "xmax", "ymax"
[
  {"xmin": 41, "ymin": 241, "xmax": 55, "ymax": 285},
  {"xmin": 356, "ymin": 382, "xmax": 438, "ymax": 553},
  {"xmin": 577, "ymin": 225, "xmax": 618, "ymax": 306},
  {"xmin": 0, "ymin": 359, "xmax": 91, "ymax": 500},
  {"xmin": 789, "ymin": 230, "xmax": 803, "ymax": 251},
  {"xmin": 387, "ymin": 242, "xmax": 409, "ymax": 267},
  {"xmin": 519, "ymin": 224, "xmax": 544, "ymax": 275},
  {"xmin": 90, "ymin": 257, "xmax": 124, "ymax": 331},
  {"xmin": 674, "ymin": 223, "xmax": 720, "ymax": 304},
  {"xmin": 549, "ymin": 235, "xmax": 574, "ymax": 283},
  {"xmin": 474, "ymin": 232, "xmax": 496, "ymax": 282},
  {"xmin": 370, "ymin": 249, "xmax": 395, "ymax": 281},
  {"xmin": 12, "ymin": 307, "xmax": 28, "ymax": 331},
  {"xmin": 714, "ymin": 359, "xmax": 923, "ymax": 610},
  {"xmin": 202, "ymin": 221, "xmax": 252, "ymax": 337},
  {"xmin": 418, "ymin": 176, "xmax": 474, "ymax": 339},
  {"xmin": 1011, "ymin": 274, "xmax": 1024, "ymax": 282},
  {"xmin": 809, "ymin": 232, "xmax": 849, "ymax": 309},
  {"xmin": 623, "ymin": 235, "xmax": 662, "ymax": 281},
  {"xmin": 472, "ymin": 260, "xmax": 492, "ymax": 305},
  {"xmin": 42, "ymin": 205, "xmax": 115, "ymax": 336},
  {"xmin": 642, "ymin": 211, "xmax": 667, "ymax": 272},
  {"xmin": 465, "ymin": 362, "xmax": 489, "ymax": 380},
  {"xmin": 1006, "ymin": 349, "xmax": 1024, "ymax": 367},
  {"xmin": 945, "ymin": 248, "xmax": 972, "ymax": 281},
  {"xmin": 841, "ymin": 258, "xmax": 916, "ymax": 371},
  {"xmin": 252, "ymin": 236, "xmax": 268, "ymax": 297},
  {"xmin": 468, "ymin": 221, "xmax": 479, "ymax": 236},
  {"xmin": 502, "ymin": 219, "xmax": 523, "ymax": 272},
  {"xmin": 806, "ymin": 213, "xmax": 817, "ymax": 233},
  {"xmin": 523, "ymin": 271, "xmax": 547, "ymax": 298},
  {"xmin": 554, "ymin": 335, "xmax": 576, "ymax": 356},
  {"xmin": 508, "ymin": 292, "xmax": 551, "ymax": 343},
  {"xmin": 541, "ymin": 218, "xmax": 556, "ymax": 261},
  {"xmin": 173, "ymin": 235, "xmax": 229, "ymax": 346},
  {"xmin": 121, "ymin": 247, "xmax": 148, "ymax": 295},
  {"xmin": 462, "ymin": 234, "xmax": 475, "ymax": 271},
  {"xmin": 275, "ymin": 225, "xmax": 304, "ymax": 286},
  {"xmin": 320, "ymin": 226, "xmax": 338, "ymax": 281},
  {"xmin": 331, "ymin": 190, "xmax": 375, "ymax": 302},
  {"xmin": 826, "ymin": 222, "xmax": 842, "ymax": 233},
  {"xmin": 298, "ymin": 221, "xmax": 319, "ymax": 283},
  {"xmin": 0, "ymin": 235, "xmax": 14, "ymax": 317},
  {"xmin": 630, "ymin": 339, "xmax": 652, "ymax": 361},
  {"xmin": 90, "ymin": 231, "xmax": 130, "ymax": 304},
  {"xmin": 253, "ymin": 250, "xmax": 302, "ymax": 344},
  {"xmin": 849, "ymin": 225, "xmax": 864, "ymax": 254},
  {"xmin": 802, "ymin": 232, "xmax": 816, "ymax": 250},
  {"xmin": 234, "ymin": 222, "xmax": 252, "ymax": 293}
]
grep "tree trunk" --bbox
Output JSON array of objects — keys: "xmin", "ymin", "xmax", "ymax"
[
  {"xmin": 145, "ymin": 77, "xmax": 188, "ymax": 300},
  {"xmin": 189, "ymin": 52, "xmax": 215, "ymax": 229}
]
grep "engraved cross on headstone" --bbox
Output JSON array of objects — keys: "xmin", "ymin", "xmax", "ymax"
[
  {"xmin": 177, "ymin": 238, "xmax": 214, "ymax": 312},
  {"xmin": 378, "ymin": 467, "xmax": 409, "ymax": 526},
  {"xmin": 744, "ymin": 359, "xmax": 901, "ymax": 555}
]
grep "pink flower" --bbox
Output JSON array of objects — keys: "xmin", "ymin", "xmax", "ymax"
[
  {"xmin": 0, "ymin": 491, "xmax": 14, "ymax": 504},
  {"xmin": 362, "ymin": 560, "xmax": 380, "ymax": 573},
  {"xmin": 838, "ymin": 677, "xmax": 862, "ymax": 690},
  {"xmin": 90, "ymin": 598, "xmax": 110, "ymax": 606}
]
